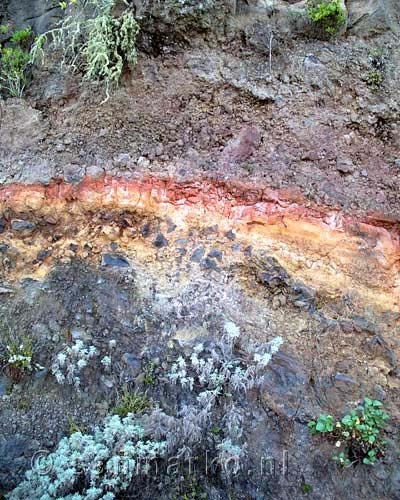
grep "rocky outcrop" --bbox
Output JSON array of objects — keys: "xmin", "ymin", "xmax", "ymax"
[
  {"xmin": 347, "ymin": 0, "xmax": 400, "ymax": 35},
  {"xmin": 1, "ymin": 0, "xmax": 398, "ymax": 42},
  {"xmin": 0, "ymin": 0, "xmax": 61, "ymax": 35}
]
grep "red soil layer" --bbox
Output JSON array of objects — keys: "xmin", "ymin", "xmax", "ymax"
[{"xmin": 0, "ymin": 175, "xmax": 398, "ymax": 226}]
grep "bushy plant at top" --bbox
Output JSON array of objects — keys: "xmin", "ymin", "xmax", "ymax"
[
  {"xmin": 308, "ymin": 398, "xmax": 390, "ymax": 467},
  {"xmin": 306, "ymin": 0, "xmax": 346, "ymax": 35},
  {"xmin": 0, "ymin": 26, "xmax": 33, "ymax": 97},
  {"xmin": 30, "ymin": 0, "xmax": 140, "ymax": 99}
]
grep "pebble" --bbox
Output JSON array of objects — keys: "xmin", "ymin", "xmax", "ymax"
[
  {"xmin": 208, "ymin": 249, "xmax": 222, "ymax": 261},
  {"xmin": 175, "ymin": 239, "xmax": 188, "ymax": 246},
  {"xmin": 225, "ymin": 230, "xmax": 236, "ymax": 241},
  {"xmin": 102, "ymin": 254, "xmax": 130, "ymax": 268},
  {"xmin": 336, "ymin": 158, "xmax": 355, "ymax": 174},
  {"xmin": 244, "ymin": 246, "xmax": 252, "ymax": 257},
  {"xmin": 11, "ymin": 220, "xmax": 36, "ymax": 233},
  {"xmin": 141, "ymin": 223, "xmax": 151, "ymax": 238},
  {"xmin": 231, "ymin": 243, "xmax": 241, "ymax": 252},
  {"xmin": 351, "ymin": 315, "xmax": 376, "ymax": 333},
  {"xmin": 86, "ymin": 165, "xmax": 104, "ymax": 178},
  {"xmin": 0, "ymin": 376, "xmax": 9, "ymax": 397},
  {"xmin": 191, "ymin": 247, "xmax": 205, "ymax": 262},
  {"xmin": 201, "ymin": 258, "xmax": 218, "ymax": 271},
  {"xmin": 334, "ymin": 373, "xmax": 357, "ymax": 384},
  {"xmin": 71, "ymin": 327, "xmax": 88, "ymax": 341},
  {"xmin": 37, "ymin": 249, "xmax": 52, "ymax": 261},
  {"xmin": 153, "ymin": 233, "xmax": 168, "ymax": 248},
  {"xmin": 122, "ymin": 353, "xmax": 141, "ymax": 377}
]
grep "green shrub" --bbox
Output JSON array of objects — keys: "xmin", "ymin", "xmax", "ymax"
[
  {"xmin": 0, "ymin": 24, "xmax": 33, "ymax": 97},
  {"xmin": 306, "ymin": 0, "xmax": 346, "ymax": 35},
  {"xmin": 31, "ymin": 0, "xmax": 140, "ymax": 99},
  {"xmin": 143, "ymin": 361, "xmax": 157, "ymax": 386},
  {"xmin": 0, "ymin": 26, "xmax": 33, "ymax": 97},
  {"xmin": 0, "ymin": 46, "xmax": 29, "ymax": 97},
  {"xmin": 0, "ymin": 23, "xmax": 10, "ymax": 35},
  {"xmin": 10, "ymin": 27, "xmax": 32, "ymax": 46},
  {"xmin": 308, "ymin": 398, "xmax": 390, "ymax": 466}
]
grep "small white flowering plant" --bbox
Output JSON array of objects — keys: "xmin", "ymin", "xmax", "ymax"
[
  {"xmin": 9, "ymin": 320, "xmax": 285, "ymax": 498},
  {"xmin": 51, "ymin": 339, "xmax": 98, "ymax": 387},
  {"xmin": 0, "ymin": 335, "xmax": 43, "ymax": 381},
  {"xmin": 168, "ymin": 320, "xmax": 283, "ymax": 394}
]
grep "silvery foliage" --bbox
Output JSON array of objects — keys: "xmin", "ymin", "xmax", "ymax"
[
  {"xmin": 11, "ymin": 322, "xmax": 283, "ymax": 497},
  {"xmin": 168, "ymin": 321, "xmax": 283, "ymax": 394},
  {"xmin": 8, "ymin": 414, "xmax": 167, "ymax": 500},
  {"xmin": 216, "ymin": 438, "xmax": 245, "ymax": 477},
  {"xmin": 51, "ymin": 340, "xmax": 98, "ymax": 387},
  {"xmin": 150, "ymin": 322, "xmax": 283, "ymax": 470},
  {"xmin": 30, "ymin": 0, "xmax": 140, "ymax": 99}
]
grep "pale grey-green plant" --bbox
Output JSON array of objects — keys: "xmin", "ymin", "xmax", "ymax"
[
  {"xmin": 168, "ymin": 321, "xmax": 283, "ymax": 394},
  {"xmin": 8, "ymin": 414, "xmax": 167, "ymax": 499},
  {"xmin": 51, "ymin": 340, "xmax": 98, "ymax": 387},
  {"xmin": 9, "ymin": 322, "xmax": 284, "ymax": 497},
  {"xmin": 30, "ymin": 0, "xmax": 140, "ymax": 99}
]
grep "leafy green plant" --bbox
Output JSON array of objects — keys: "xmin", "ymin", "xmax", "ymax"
[
  {"xmin": 67, "ymin": 416, "xmax": 88, "ymax": 435},
  {"xmin": 10, "ymin": 27, "xmax": 32, "ymax": 46},
  {"xmin": 301, "ymin": 483, "xmax": 313, "ymax": 494},
  {"xmin": 112, "ymin": 386, "xmax": 151, "ymax": 416},
  {"xmin": 0, "ymin": 46, "xmax": 30, "ymax": 96},
  {"xmin": 308, "ymin": 398, "xmax": 389, "ymax": 466},
  {"xmin": 0, "ymin": 24, "xmax": 34, "ymax": 97},
  {"xmin": 0, "ymin": 23, "xmax": 10, "ymax": 35},
  {"xmin": 306, "ymin": 0, "xmax": 346, "ymax": 35},
  {"xmin": 30, "ymin": 0, "xmax": 140, "ymax": 99},
  {"xmin": 366, "ymin": 48, "xmax": 385, "ymax": 90}
]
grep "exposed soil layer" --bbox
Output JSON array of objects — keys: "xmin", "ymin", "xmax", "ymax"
[
  {"xmin": 0, "ymin": 3, "xmax": 400, "ymax": 499},
  {"xmin": 0, "ymin": 172, "xmax": 399, "ymax": 498},
  {"xmin": 1, "ymin": 175, "xmax": 399, "ymax": 312}
]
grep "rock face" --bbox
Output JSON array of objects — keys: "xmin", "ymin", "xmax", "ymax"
[
  {"xmin": 1, "ymin": 0, "xmax": 397, "ymax": 41},
  {"xmin": 347, "ymin": 0, "xmax": 400, "ymax": 35},
  {"xmin": 0, "ymin": 0, "xmax": 399, "ymax": 498},
  {"xmin": 0, "ymin": 0, "xmax": 61, "ymax": 34}
]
